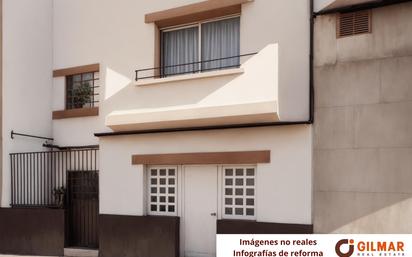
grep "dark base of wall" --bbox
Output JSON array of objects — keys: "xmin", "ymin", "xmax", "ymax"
[
  {"xmin": 217, "ymin": 220, "xmax": 313, "ymax": 234},
  {"xmin": 99, "ymin": 214, "xmax": 180, "ymax": 257},
  {"xmin": 0, "ymin": 208, "xmax": 65, "ymax": 256}
]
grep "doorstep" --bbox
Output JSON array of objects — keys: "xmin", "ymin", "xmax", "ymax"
[{"xmin": 64, "ymin": 248, "xmax": 98, "ymax": 257}]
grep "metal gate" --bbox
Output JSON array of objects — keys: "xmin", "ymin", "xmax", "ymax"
[{"xmin": 67, "ymin": 170, "xmax": 99, "ymax": 248}]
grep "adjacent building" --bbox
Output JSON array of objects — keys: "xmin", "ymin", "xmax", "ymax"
[{"xmin": 314, "ymin": 0, "xmax": 412, "ymax": 233}]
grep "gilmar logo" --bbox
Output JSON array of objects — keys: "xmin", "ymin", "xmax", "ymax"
[
  {"xmin": 335, "ymin": 239, "xmax": 405, "ymax": 257},
  {"xmin": 335, "ymin": 239, "xmax": 355, "ymax": 257}
]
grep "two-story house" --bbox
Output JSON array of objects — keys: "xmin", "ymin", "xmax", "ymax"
[
  {"xmin": 0, "ymin": 0, "xmax": 312, "ymax": 256},
  {"xmin": 2, "ymin": 0, "xmax": 411, "ymax": 257}
]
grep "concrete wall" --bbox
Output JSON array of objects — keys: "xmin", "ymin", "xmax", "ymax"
[
  {"xmin": 1, "ymin": 0, "xmax": 53, "ymax": 207},
  {"xmin": 51, "ymin": 0, "xmax": 310, "ymax": 147},
  {"xmin": 99, "ymin": 126, "xmax": 312, "ymax": 225},
  {"xmin": 314, "ymin": 2, "xmax": 412, "ymax": 233},
  {"xmin": 0, "ymin": 208, "xmax": 64, "ymax": 256}
]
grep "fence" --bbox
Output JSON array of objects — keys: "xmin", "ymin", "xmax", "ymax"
[{"xmin": 10, "ymin": 148, "xmax": 99, "ymax": 208}]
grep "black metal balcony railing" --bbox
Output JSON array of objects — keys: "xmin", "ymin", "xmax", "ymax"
[
  {"xmin": 135, "ymin": 52, "xmax": 257, "ymax": 81},
  {"xmin": 9, "ymin": 148, "xmax": 99, "ymax": 208}
]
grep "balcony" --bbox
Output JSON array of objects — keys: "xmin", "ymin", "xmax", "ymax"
[{"xmin": 105, "ymin": 44, "xmax": 279, "ymax": 132}]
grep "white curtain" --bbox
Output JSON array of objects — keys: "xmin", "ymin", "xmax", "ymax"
[
  {"xmin": 162, "ymin": 27, "xmax": 199, "ymax": 76},
  {"xmin": 201, "ymin": 17, "xmax": 240, "ymax": 71}
]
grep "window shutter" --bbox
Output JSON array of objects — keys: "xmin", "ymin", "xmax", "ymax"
[{"xmin": 337, "ymin": 10, "xmax": 371, "ymax": 38}]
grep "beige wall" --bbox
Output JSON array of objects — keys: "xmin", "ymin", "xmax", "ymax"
[
  {"xmin": 314, "ymin": 2, "xmax": 412, "ymax": 233},
  {"xmin": 0, "ymin": 0, "xmax": 2, "ymax": 206},
  {"xmin": 1, "ymin": 0, "xmax": 53, "ymax": 207},
  {"xmin": 51, "ymin": 0, "xmax": 310, "ymax": 146},
  {"xmin": 99, "ymin": 126, "xmax": 313, "ymax": 225}
]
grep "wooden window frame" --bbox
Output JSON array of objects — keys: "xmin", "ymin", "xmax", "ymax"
[
  {"xmin": 132, "ymin": 151, "xmax": 270, "ymax": 165},
  {"xmin": 52, "ymin": 64, "xmax": 100, "ymax": 120}
]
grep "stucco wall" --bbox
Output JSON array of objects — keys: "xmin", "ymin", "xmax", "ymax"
[
  {"xmin": 1, "ymin": 0, "xmax": 53, "ymax": 207},
  {"xmin": 99, "ymin": 126, "xmax": 312, "ymax": 225},
  {"xmin": 0, "ymin": 0, "xmax": 3, "ymax": 206},
  {"xmin": 51, "ymin": 0, "xmax": 310, "ymax": 147},
  {"xmin": 314, "ymin": 2, "xmax": 412, "ymax": 232}
]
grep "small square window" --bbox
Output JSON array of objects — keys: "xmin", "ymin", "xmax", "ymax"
[
  {"xmin": 246, "ymin": 188, "xmax": 254, "ymax": 196},
  {"xmin": 225, "ymin": 188, "xmax": 233, "ymax": 195},
  {"xmin": 246, "ymin": 168, "xmax": 255, "ymax": 176},
  {"xmin": 225, "ymin": 178, "xmax": 233, "ymax": 186},
  {"xmin": 66, "ymin": 71, "xmax": 98, "ymax": 110},
  {"xmin": 235, "ymin": 169, "xmax": 244, "ymax": 176},
  {"xmin": 225, "ymin": 198, "xmax": 233, "ymax": 205},
  {"xmin": 168, "ymin": 169, "xmax": 175, "ymax": 176},
  {"xmin": 225, "ymin": 208, "xmax": 233, "ymax": 215},
  {"xmin": 246, "ymin": 198, "xmax": 254, "ymax": 206},
  {"xmin": 235, "ymin": 208, "xmax": 243, "ymax": 215},
  {"xmin": 246, "ymin": 208, "xmax": 254, "ymax": 216},
  {"xmin": 225, "ymin": 169, "xmax": 233, "ymax": 176}
]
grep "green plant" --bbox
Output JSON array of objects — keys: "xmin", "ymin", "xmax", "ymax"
[
  {"xmin": 73, "ymin": 82, "xmax": 92, "ymax": 108},
  {"xmin": 52, "ymin": 186, "xmax": 66, "ymax": 208}
]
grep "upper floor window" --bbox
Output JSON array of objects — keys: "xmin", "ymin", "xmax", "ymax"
[
  {"xmin": 161, "ymin": 16, "xmax": 240, "ymax": 77},
  {"xmin": 66, "ymin": 72, "xmax": 99, "ymax": 110}
]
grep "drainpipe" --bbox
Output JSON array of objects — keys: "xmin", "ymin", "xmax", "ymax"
[
  {"xmin": 94, "ymin": 1, "xmax": 315, "ymax": 137},
  {"xmin": 309, "ymin": 0, "xmax": 315, "ymax": 123}
]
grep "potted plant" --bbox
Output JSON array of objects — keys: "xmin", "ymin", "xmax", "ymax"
[
  {"xmin": 73, "ymin": 81, "xmax": 92, "ymax": 108},
  {"xmin": 52, "ymin": 186, "xmax": 66, "ymax": 208}
]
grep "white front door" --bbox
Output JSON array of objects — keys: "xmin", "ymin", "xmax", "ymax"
[{"xmin": 183, "ymin": 165, "xmax": 218, "ymax": 257}]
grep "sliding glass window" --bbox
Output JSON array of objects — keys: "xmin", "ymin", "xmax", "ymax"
[{"xmin": 161, "ymin": 16, "xmax": 240, "ymax": 77}]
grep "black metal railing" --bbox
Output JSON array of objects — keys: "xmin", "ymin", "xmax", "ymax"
[
  {"xmin": 10, "ymin": 148, "xmax": 99, "ymax": 208},
  {"xmin": 135, "ymin": 52, "xmax": 257, "ymax": 81}
]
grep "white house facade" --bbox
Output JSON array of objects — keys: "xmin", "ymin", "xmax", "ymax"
[
  {"xmin": 0, "ymin": 0, "xmax": 411, "ymax": 257},
  {"xmin": 0, "ymin": 1, "xmax": 313, "ymax": 256}
]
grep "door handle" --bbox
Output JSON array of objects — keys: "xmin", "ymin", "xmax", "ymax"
[{"xmin": 210, "ymin": 212, "xmax": 217, "ymax": 216}]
